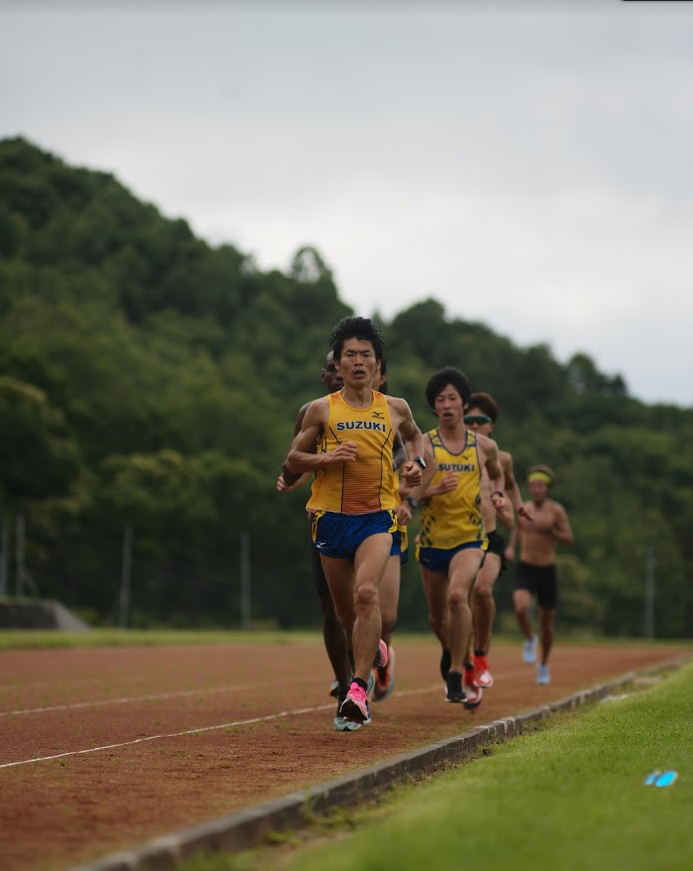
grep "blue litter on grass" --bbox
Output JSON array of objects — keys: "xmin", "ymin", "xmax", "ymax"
[
  {"xmin": 655, "ymin": 771, "xmax": 678, "ymax": 788},
  {"xmin": 644, "ymin": 770, "xmax": 678, "ymax": 787}
]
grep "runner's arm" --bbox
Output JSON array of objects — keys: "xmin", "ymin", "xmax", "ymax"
[
  {"xmin": 391, "ymin": 398, "xmax": 426, "ymax": 487},
  {"xmin": 284, "ymin": 399, "xmax": 357, "ymax": 474},
  {"xmin": 280, "ymin": 401, "xmax": 312, "ymax": 487},
  {"xmin": 550, "ymin": 504, "xmax": 574, "ymax": 546}
]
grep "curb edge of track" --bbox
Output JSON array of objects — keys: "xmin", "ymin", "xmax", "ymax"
[{"xmin": 68, "ymin": 654, "xmax": 692, "ymax": 871}]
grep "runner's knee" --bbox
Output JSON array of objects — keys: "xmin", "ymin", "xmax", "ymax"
[
  {"xmin": 473, "ymin": 582, "xmax": 493, "ymax": 603},
  {"xmin": 448, "ymin": 587, "xmax": 469, "ymax": 613},
  {"xmin": 354, "ymin": 582, "xmax": 378, "ymax": 610}
]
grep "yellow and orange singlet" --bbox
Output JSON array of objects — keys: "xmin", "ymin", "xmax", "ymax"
[
  {"xmin": 418, "ymin": 427, "xmax": 486, "ymax": 548},
  {"xmin": 307, "ymin": 390, "xmax": 397, "ymax": 515}
]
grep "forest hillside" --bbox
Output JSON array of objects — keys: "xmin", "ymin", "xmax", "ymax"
[{"xmin": 1, "ymin": 137, "xmax": 691, "ymax": 637}]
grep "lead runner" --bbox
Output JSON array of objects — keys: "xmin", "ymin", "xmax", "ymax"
[{"xmin": 283, "ymin": 316, "xmax": 427, "ymax": 727}]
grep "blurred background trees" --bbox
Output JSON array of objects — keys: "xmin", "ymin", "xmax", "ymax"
[{"xmin": 1, "ymin": 137, "xmax": 690, "ymax": 638}]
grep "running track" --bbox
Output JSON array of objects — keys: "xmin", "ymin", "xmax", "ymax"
[{"xmin": 0, "ymin": 638, "xmax": 689, "ymax": 871}]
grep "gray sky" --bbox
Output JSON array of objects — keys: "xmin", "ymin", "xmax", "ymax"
[{"xmin": 2, "ymin": 0, "xmax": 693, "ymax": 407}]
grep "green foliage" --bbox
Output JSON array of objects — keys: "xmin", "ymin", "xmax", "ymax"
[
  {"xmin": 0, "ymin": 376, "xmax": 81, "ymax": 516},
  {"xmin": 0, "ymin": 136, "xmax": 691, "ymax": 636}
]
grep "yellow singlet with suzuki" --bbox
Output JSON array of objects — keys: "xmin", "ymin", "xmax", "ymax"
[
  {"xmin": 419, "ymin": 427, "xmax": 486, "ymax": 548},
  {"xmin": 307, "ymin": 390, "xmax": 396, "ymax": 515}
]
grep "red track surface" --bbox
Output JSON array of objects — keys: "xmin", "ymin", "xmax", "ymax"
[{"xmin": 0, "ymin": 638, "xmax": 689, "ymax": 871}]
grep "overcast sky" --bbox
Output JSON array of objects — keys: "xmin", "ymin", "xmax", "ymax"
[{"xmin": 2, "ymin": 0, "xmax": 692, "ymax": 407}]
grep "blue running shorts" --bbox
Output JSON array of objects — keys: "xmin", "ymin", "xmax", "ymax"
[
  {"xmin": 418, "ymin": 540, "xmax": 486, "ymax": 574},
  {"xmin": 390, "ymin": 529, "xmax": 409, "ymax": 565},
  {"xmin": 312, "ymin": 509, "xmax": 397, "ymax": 560}
]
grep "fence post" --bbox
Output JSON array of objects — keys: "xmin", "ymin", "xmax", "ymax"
[
  {"xmin": 240, "ymin": 531, "xmax": 251, "ymax": 629},
  {"xmin": 119, "ymin": 525, "xmax": 133, "ymax": 629},
  {"xmin": 16, "ymin": 513, "xmax": 26, "ymax": 598},
  {"xmin": 644, "ymin": 543, "xmax": 655, "ymax": 639},
  {"xmin": 0, "ymin": 524, "xmax": 9, "ymax": 597}
]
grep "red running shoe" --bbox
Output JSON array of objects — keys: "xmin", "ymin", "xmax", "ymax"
[
  {"xmin": 473, "ymin": 655, "xmax": 494, "ymax": 688},
  {"xmin": 373, "ymin": 646, "xmax": 395, "ymax": 702}
]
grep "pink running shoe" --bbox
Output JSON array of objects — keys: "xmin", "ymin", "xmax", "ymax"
[
  {"xmin": 372, "ymin": 638, "xmax": 388, "ymax": 668},
  {"xmin": 340, "ymin": 681, "xmax": 372, "ymax": 724}
]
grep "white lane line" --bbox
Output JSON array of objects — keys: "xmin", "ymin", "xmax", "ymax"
[
  {"xmin": 0, "ymin": 685, "xmax": 255, "ymax": 717},
  {"xmin": 0, "ymin": 685, "xmax": 441, "ymax": 770},
  {"xmin": 0, "ymin": 704, "xmax": 335, "ymax": 769}
]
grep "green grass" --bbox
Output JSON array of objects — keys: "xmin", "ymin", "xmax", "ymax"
[
  {"xmin": 0, "ymin": 628, "xmax": 326, "ymax": 651},
  {"xmin": 0, "ymin": 627, "xmax": 686, "ymax": 652},
  {"xmin": 182, "ymin": 663, "xmax": 692, "ymax": 871}
]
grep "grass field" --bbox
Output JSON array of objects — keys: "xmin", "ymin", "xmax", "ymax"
[
  {"xmin": 0, "ymin": 628, "xmax": 321, "ymax": 650},
  {"xmin": 182, "ymin": 661, "xmax": 692, "ymax": 871},
  {"xmin": 0, "ymin": 627, "xmax": 687, "ymax": 651}
]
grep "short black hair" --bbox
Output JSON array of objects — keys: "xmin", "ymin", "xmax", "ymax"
[
  {"xmin": 425, "ymin": 366, "xmax": 472, "ymax": 409},
  {"xmin": 468, "ymin": 391, "xmax": 499, "ymax": 423},
  {"xmin": 329, "ymin": 316, "xmax": 384, "ymax": 361}
]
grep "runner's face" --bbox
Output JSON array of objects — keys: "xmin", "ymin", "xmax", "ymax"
[
  {"xmin": 464, "ymin": 405, "xmax": 494, "ymax": 436},
  {"xmin": 434, "ymin": 384, "xmax": 464, "ymax": 425},
  {"xmin": 336, "ymin": 338, "xmax": 378, "ymax": 388},
  {"xmin": 321, "ymin": 352, "xmax": 344, "ymax": 392},
  {"xmin": 528, "ymin": 480, "xmax": 549, "ymax": 503}
]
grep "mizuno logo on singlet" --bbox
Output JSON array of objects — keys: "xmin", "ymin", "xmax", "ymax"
[
  {"xmin": 336, "ymin": 421, "xmax": 387, "ymax": 432},
  {"xmin": 372, "ymin": 411, "xmax": 385, "ymax": 419},
  {"xmin": 439, "ymin": 463, "xmax": 475, "ymax": 472}
]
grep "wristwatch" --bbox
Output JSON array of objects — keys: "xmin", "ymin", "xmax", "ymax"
[
  {"xmin": 413, "ymin": 456, "xmax": 427, "ymax": 470},
  {"xmin": 405, "ymin": 496, "xmax": 419, "ymax": 509}
]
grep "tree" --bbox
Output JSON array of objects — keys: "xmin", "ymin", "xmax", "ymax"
[{"xmin": 0, "ymin": 376, "xmax": 80, "ymax": 517}]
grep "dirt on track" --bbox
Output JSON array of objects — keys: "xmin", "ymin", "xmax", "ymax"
[{"xmin": 0, "ymin": 638, "xmax": 689, "ymax": 871}]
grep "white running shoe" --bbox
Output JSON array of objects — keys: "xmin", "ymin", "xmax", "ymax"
[
  {"xmin": 523, "ymin": 636, "xmax": 538, "ymax": 665},
  {"xmin": 463, "ymin": 672, "xmax": 483, "ymax": 708},
  {"xmin": 536, "ymin": 663, "xmax": 551, "ymax": 685}
]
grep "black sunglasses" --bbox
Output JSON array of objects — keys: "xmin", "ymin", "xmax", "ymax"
[{"xmin": 464, "ymin": 414, "xmax": 492, "ymax": 425}]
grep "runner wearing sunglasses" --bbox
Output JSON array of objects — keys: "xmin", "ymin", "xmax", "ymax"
[{"xmin": 463, "ymin": 392, "xmax": 530, "ymax": 700}]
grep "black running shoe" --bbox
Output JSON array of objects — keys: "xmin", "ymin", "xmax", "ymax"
[
  {"xmin": 440, "ymin": 648, "xmax": 452, "ymax": 682},
  {"xmin": 445, "ymin": 671, "xmax": 466, "ymax": 703},
  {"xmin": 334, "ymin": 693, "xmax": 361, "ymax": 731}
]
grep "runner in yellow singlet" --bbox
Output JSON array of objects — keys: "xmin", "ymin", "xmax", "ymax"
[
  {"xmin": 283, "ymin": 316, "xmax": 426, "ymax": 727},
  {"xmin": 276, "ymin": 350, "xmax": 358, "ymax": 731},
  {"xmin": 463, "ymin": 391, "xmax": 532, "ymax": 701},
  {"xmin": 406, "ymin": 367, "xmax": 507, "ymax": 705},
  {"xmin": 278, "ymin": 355, "xmax": 411, "ymax": 722}
]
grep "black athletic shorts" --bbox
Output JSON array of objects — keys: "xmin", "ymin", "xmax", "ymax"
[
  {"xmin": 515, "ymin": 561, "xmax": 558, "ymax": 610},
  {"xmin": 485, "ymin": 529, "xmax": 507, "ymax": 573}
]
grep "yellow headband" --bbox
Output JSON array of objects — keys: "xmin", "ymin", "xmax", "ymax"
[{"xmin": 527, "ymin": 471, "xmax": 554, "ymax": 486}]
